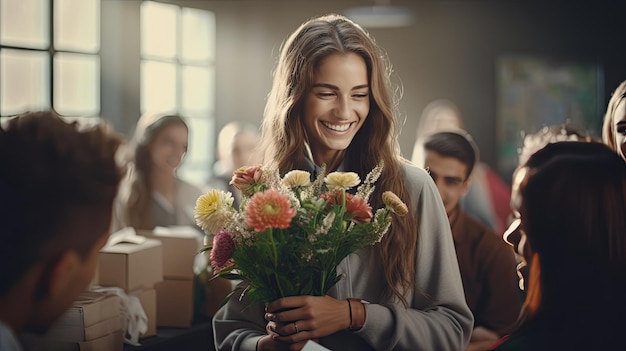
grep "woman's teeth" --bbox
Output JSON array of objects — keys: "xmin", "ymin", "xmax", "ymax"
[{"xmin": 322, "ymin": 121, "xmax": 350, "ymax": 132}]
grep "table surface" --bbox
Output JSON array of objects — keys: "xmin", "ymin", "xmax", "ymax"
[{"xmin": 124, "ymin": 319, "xmax": 215, "ymax": 351}]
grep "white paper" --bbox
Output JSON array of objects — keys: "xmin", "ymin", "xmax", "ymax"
[{"xmin": 301, "ymin": 340, "xmax": 332, "ymax": 351}]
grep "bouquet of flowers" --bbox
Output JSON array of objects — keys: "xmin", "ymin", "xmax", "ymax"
[{"xmin": 194, "ymin": 161, "xmax": 408, "ymax": 305}]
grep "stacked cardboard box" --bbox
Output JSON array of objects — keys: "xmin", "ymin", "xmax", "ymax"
[
  {"xmin": 95, "ymin": 229, "xmax": 163, "ymax": 338},
  {"xmin": 139, "ymin": 226, "xmax": 202, "ymax": 328},
  {"xmin": 20, "ymin": 291, "xmax": 123, "ymax": 351}
]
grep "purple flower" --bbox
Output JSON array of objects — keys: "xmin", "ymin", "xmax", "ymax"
[{"xmin": 210, "ymin": 230, "xmax": 236, "ymax": 271}]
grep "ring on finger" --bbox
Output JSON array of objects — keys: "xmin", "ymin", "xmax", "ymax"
[{"xmin": 294, "ymin": 322, "xmax": 300, "ymax": 334}]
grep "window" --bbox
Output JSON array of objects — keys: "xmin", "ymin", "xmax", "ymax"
[
  {"xmin": 140, "ymin": 1, "xmax": 216, "ymax": 186},
  {"xmin": 0, "ymin": 0, "xmax": 100, "ymax": 119}
]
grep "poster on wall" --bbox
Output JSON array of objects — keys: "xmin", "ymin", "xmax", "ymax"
[{"xmin": 496, "ymin": 55, "xmax": 604, "ymax": 179}]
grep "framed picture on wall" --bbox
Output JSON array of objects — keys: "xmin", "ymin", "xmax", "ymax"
[{"xmin": 495, "ymin": 55, "xmax": 604, "ymax": 179}]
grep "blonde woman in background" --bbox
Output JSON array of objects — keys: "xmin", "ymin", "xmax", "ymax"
[
  {"xmin": 602, "ymin": 80, "xmax": 626, "ymax": 161},
  {"xmin": 208, "ymin": 121, "xmax": 260, "ymax": 209}
]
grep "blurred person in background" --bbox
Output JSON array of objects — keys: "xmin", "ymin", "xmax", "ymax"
[
  {"xmin": 115, "ymin": 112, "xmax": 202, "ymax": 231},
  {"xmin": 207, "ymin": 121, "xmax": 260, "ymax": 209},
  {"xmin": 602, "ymin": 79, "xmax": 626, "ymax": 161},
  {"xmin": 423, "ymin": 131, "xmax": 522, "ymax": 351},
  {"xmin": 411, "ymin": 99, "xmax": 511, "ymax": 234},
  {"xmin": 114, "ymin": 112, "xmax": 232, "ymax": 319}
]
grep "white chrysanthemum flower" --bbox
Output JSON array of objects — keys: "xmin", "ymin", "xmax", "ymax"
[
  {"xmin": 194, "ymin": 190, "xmax": 235, "ymax": 234},
  {"xmin": 283, "ymin": 170, "xmax": 312, "ymax": 188},
  {"xmin": 325, "ymin": 172, "xmax": 360, "ymax": 191}
]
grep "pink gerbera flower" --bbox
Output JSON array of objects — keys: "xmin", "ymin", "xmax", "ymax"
[
  {"xmin": 210, "ymin": 230, "xmax": 236, "ymax": 271},
  {"xmin": 245, "ymin": 189, "xmax": 296, "ymax": 232},
  {"xmin": 345, "ymin": 194, "xmax": 373, "ymax": 223},
  {"xmin": 231, "ymin": 165, "xmax": 265, "ymax": 197},
  {"xmin": 322, "ymin": 192, "xmax": 373, "ymax": 223}
]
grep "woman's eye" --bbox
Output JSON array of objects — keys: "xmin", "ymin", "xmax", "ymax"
[
  {"xmin": 617, "ymin": 125, "xmax": 626, "ymax": 135},
  {"xmin": 317, "ymin": 92, "xmax": 335, "ymax": 98},
  {"xmin": 353, "ymin": 93, "xmax": 369, "ymax": 99}
]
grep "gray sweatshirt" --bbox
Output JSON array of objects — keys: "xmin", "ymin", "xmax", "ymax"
[{"xmin": 213, "ymin": 163, "xmax": 474, "ymax": 350}]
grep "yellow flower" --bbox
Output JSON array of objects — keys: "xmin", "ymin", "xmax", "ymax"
[
  {"xmin": 324, "ymin": 172, "xmax": 360, "ymax": 191},
  {"xmin": 283, "ymin": 170, "xmax": 312, "ymax": 188},
  {"xmin": 382, "ymin": 191, "xmax": 408, "ymax": 216},
  {"xmin": 195, "ymin": 190, "xmax": 235, "ymax": 234}
]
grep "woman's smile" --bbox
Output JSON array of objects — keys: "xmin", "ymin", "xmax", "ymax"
[{"xmin": 320, "ymin": 121, "xmax": 353, "ymax": 133}]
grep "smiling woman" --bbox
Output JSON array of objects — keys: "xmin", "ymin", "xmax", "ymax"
[
  {"xmin": 213, "ymin": 13, "xmax": 473, "ymax": 351},
  {"xmin": 304, "ymin": 52, "xmax": 370, "ymax": 171}
]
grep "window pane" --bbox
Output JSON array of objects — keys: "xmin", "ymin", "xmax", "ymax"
[
  {"xmin": 0, "ymin": 49, "xmax": 50, "ymax": 116},
  {"xmin": 141, "ymin": 60, "xmax": 177, "ymax": 114},
  {"xmin": 141, "ymin": 1, "xmax": 178, "ymax": 60},
  {"xmin": 54, "ymin": 0, "xmax": 100, "ymax": 53},
  {"xmin": 181, "ymin": 8, "xmax": 215, "ymax": 63},
  {"xmin": 186, "ymin": 116, "xmax": 212, "ymax": 163},
  {"xmin": 178, "ymin": 116, "xmax": 213, "ymax": 186},
  {"xmin": 177, "ymin": 167, "xmax": 208, "ymax": 188},
  {"xmin": 54, "ymin": 52, "xmax": 100, "ymax": 116},
  {"xmin": 181, "ymin": 65, "xmax": 214, "ymax": 112},
  {"xmin": 0, "ymin": 0, "xmax": 49, "ymax": 49}
]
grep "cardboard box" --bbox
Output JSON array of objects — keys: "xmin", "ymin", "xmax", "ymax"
[
  {"xmin": 129, "ymin": 288, "xmax": 157, "ymax": 338},
  {"xmin": 76, "ymin": 331, "xmax": 123, "ymax": 351},
  {"xmin": 20, "ymin": 292, "xmax": 123, "ymax": 350},
  {"xmin": 155, "ymin": 279, "xmax": 194, "ymax": 328},
  {"xmin": 96, "ymin": 233, "xmax": 163, "ymax": 291},
  {"xmin": 47, "ymin": 291, "xmax": 121, "ymax": 341},
  {"xmin": 139, "ymin": 226, "xmax": 202, "ymax": 280}
]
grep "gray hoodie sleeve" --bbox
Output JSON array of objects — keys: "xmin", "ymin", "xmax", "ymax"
[{"xmin": 348, "ymin": 164, "xmax": 474, "ymax": 350}]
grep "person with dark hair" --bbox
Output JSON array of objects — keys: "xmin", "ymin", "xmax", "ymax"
[
  {"xmin": 213, "ymin": 14, "xmax": 473, "ymax": 351},
  {"xmin": 114, "ymin": 111, "xmax": 232, "ymax": 319},
  {"xmin": 491, "ymin": 141, "xmax": 626, "ymax": 350},
  {"xmin": 423, "ymin": 131, "xmax": 522, "ymax": 351},
  {"xmin": 411, "ymin": 99, "xmax": 512, "ymax": 234},
  {"xmin": 505, "ymin": 124, "xmax": 594, "ymax": 293},
  {"xmin": 602, "ymin": 80, "xmax": 626, "ymax": 161},
  {"xmin": 115, "ymin": 112, "xmax": 202, "ymax": 230},
  {"xmin": 0, "ymin": 111, "xmax": 125, "ymax": 350}
]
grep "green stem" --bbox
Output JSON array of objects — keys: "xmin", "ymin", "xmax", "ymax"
[
  {"xmin": 320, "ymin": 268, "xmax": 327, "ymax": 295},
  {"xmin": 268, "ymin": 228, "xmax": 286, "ymax": 297}
]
